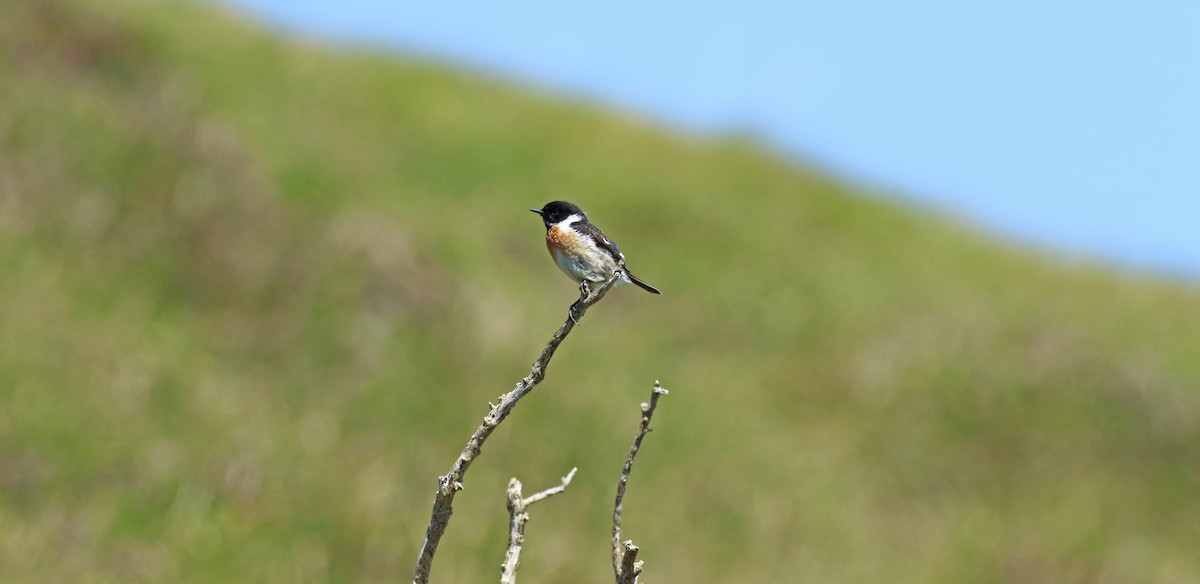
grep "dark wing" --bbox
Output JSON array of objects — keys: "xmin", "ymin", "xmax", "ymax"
[{"xmin": 576, "ymin": 221, "xmax": 624, "ymax": 261}]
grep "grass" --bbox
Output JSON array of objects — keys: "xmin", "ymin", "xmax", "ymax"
[{"xmin": 2, "ymin": 0, "xmax": 1199, "ymax": 581}]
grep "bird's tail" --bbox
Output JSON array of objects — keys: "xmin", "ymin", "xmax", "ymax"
[{"xmin": 623, "ymin": 270, "xmax": 662, "ymax": 294}]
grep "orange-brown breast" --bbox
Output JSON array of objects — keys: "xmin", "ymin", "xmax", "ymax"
[{"xmin": 546, "ymin": 224, "xmax": 584, "ymax": 258}]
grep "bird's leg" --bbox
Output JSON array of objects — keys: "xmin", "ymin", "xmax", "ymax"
[{"xmin": 568, "ymin": 281, "xmax": 590, "ymax": 325}]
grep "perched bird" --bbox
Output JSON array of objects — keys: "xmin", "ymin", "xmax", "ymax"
[{"xmin": 531, "ymin": 201, "xmax": 661, "ymax": 295}]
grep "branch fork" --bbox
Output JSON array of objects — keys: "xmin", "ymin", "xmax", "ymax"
[
  {"xmin": 411, "ymin": 275, "xmax": 619, "ymax": 584},
  {"xmin": 500, "ymin": 468, "xmax": 578, "ymax": 584},
  {"xmin": 612, "ymin": 381, "xmax": 669, "ymax": 583}
]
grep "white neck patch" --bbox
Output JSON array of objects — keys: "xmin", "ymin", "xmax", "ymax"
[{"xmin": 555, "ymin": 213, "xmax": 585, "ymax": 227}]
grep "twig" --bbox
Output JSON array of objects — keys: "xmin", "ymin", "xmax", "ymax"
[
  {"xmin": 500, "ymin": 467, "xmax": 578, "ymax": 584},
  {"xmin": 412, "ymin": 276, "xmax": 620, "ymax": 584},
  {"xmin": 521, "ymin": 467, "xmax": 578, "ymax": 506},
  {"xmin": 617, "ymin": 541, "xmax": 642, "ymax": 584},
  {"xmin": 612, "ymin": 381, "xmax": 669, "ymax": 583}
]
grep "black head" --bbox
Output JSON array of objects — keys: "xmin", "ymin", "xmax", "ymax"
[{"xmin": 530, "ymin": 200, "xmax": 586, "ymax": 227}]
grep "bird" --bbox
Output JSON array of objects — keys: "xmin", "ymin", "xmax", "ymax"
[{"xmin": 530, "ymin": 200, "xmax": 661, "ymax": 295}]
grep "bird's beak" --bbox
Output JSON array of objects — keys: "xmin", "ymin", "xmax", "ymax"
[{"xmin": 529, "ymin": 208, "xmax": 543, "ymax": 215}]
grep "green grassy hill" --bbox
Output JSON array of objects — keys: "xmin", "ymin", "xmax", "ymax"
[{"xmin": 3, "ymin": 1, "xmax": 1199, "ymax": 582}]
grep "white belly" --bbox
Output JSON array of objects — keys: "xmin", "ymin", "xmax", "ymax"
[{"xmin": 552, "ymin": 246, "xmax": 618, "ymax": 283}]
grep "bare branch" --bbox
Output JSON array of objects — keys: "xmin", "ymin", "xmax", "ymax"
[
  {"xmin": 617, "ymin": 541, "xmax": 642, "ymax": 584},
  {"xmin": 612, "ymin": 381, "xmax": 669, "ymax": 582},
  {"xmin": 500, "ymin": 468, "xmax": 578, "ymax": 584},
  {"xmin": 412, "ymin": 276, "xmax": 620, "ymax": 584},
  {"xmin": 500, "ymin": 480, "xmax": 527, "ymax": 584},
  {"xmin": 523, "ymin": 467, "xmax": 578, "ymax": 507}
]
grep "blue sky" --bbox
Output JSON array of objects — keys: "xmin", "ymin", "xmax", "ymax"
[{"xmin": 219, "ymin": 0, "xmax": 1199, "ymax": 276}]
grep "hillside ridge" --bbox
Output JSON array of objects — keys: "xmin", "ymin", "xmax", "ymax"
[{"xmin": 2, "ymin": 1, "xmax": 1198, "ymax": 582}]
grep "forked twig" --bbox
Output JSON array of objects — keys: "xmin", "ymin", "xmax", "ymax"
[
  {"xmin": 612, "ymin": 381, "xmax": 669, "ymax": 583},
  {"xmin": 617, "ymin": 541, "xmax": 642, "ymax": 584},
  {"xmin": 411, "ymin": 276, "xmax": 620, "ymax": 584},
  {"xmin": 500, "ymin": 468, "xmax": 578, "ymax": 584}
]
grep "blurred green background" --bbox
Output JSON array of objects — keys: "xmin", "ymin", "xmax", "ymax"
[{"xmin": 2, "ymin": 1, "xmax": 1199, "ymax": 582}]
